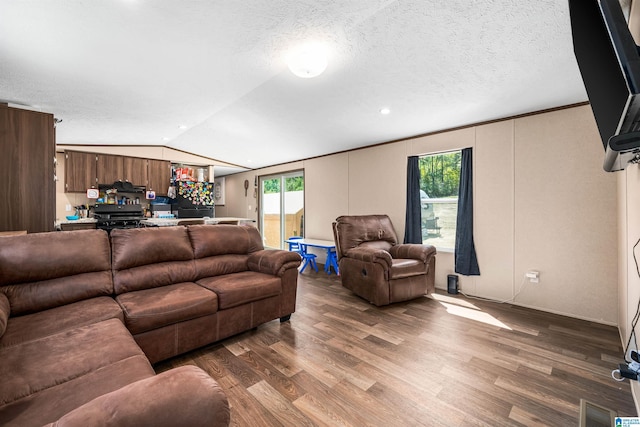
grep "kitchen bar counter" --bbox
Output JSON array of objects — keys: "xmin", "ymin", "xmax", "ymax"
[
  {"xmin": 55, "ymin": 218, "xmax": 97, "ymax": 228},
  {"xmin": 140, "ymin": 217, "xmax": 255, "ymax": 227},
  {"xmin": 55, "ymin": 218, "xmax": 98, "ymax": 231},
  {"xmin": 54, "ymin": 217, "xmax": 255, "ymax": 230}
]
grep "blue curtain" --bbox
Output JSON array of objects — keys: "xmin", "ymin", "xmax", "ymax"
[
  {"xmin": 404, "ymin": 156, "xmax": 422, "ymax": 244},
  {"xmin": 455, "ymin": 148, "xmax": 480, "ymax": 275}
]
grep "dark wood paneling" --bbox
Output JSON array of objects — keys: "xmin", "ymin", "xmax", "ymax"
[
  {"xmin": 156, "ymin": 274, "xmax": 637, "ymax": 425},
  {"xmin": 96, "ymin": 153, "xmax": 124, "ymax": 185},
  {"xmin": 0, "ymin": 105, "xmax": 55, "ymax": 233},
  {"xmin": 147, "ymin": 159, "xmax": 170, "ymax": 195},
  {"xmin": 123, "ymin": 156, "xmax": 148, "ymax": 186},
  {"xmin": 65, "ymin": 151, "xmax": 97, "ymax": 192}
]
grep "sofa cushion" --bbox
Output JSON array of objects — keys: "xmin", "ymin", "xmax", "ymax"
[
  {"xmin": 0, "ymin": 293, "xmax": 8, "ymax": 338},
  {"xmin": 116, "ymin": 282, "xmax": 218, "ymax": 334},
  {"xmin": 111, "ymin": 227, "xmax": 196, "ymax": 294},
  {"xmin": 389, "ymin": 258, "xmax": 426, "ymax": 279},
  {"xmin": 197, "ymin": 272, "xmax": 281, "ymax": 310},
  {"xmin": 188, "ymin": 224, "xmax": 264, "ymax": 258},
  {"xmin": 194, "ymin": 254, "xmax": 249, "ymax": 279},
  {"xmin": 0, "ymin": 318, "xmax": 154, "ymax": 426},
  {"xmin": 0, "ymin": 297, "xmax": 123, "ymax": 349},
  {"xmin": 42, "ymin": 366, "xmax": 230, "ymax": 427},
  {"xmin": 0, "ymin": 355, "xmax": 153, "ymax": 427},
  {"xmin": 0, "ymin": 230, "xmax": 113, "ymax": 316}
]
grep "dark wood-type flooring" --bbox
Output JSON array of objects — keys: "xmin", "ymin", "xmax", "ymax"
[{"xmin": 156, "ymin": 271, "xmax": 637, "ymax": 426}]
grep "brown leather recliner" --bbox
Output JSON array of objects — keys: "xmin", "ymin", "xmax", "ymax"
[{"xmin": 332, "ymin": 214, "xmax": 436, "ymax": 306}]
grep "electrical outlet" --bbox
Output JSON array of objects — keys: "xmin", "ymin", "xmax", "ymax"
[
  {"xmin": 525, "ymin": 270, "xmax": 539, "ymax": 283},
  {"xmin": 248, "ymin": 205, "xmax": 252, "ymax": 211},
  {"xmin": 65, "ymin": 204, "xmax": 72, "ymax": 212}
]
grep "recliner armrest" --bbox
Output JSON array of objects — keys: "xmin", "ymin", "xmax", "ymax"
[
  {"xmin": 248, "ymin": 250, "xmax": 302, "ymax": 276},
  {"xmin": 389, "ymin": 244, "xmax": 436, "ymax": 263},
  {"xmin": 344, "ymin": 247, "xmax": 393, "ymax": 269},
  {"xmin": 43, "ymin": 366, "xmax": 230, "ymax": 427}
]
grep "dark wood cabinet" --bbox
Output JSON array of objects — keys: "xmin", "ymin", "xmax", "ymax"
[
  {"xmin": 65, "ymin": 153, "xmax": 171, "ymax": 196},
  {"xmin": 96, "ymin": 154, "xmax": 124, "ymax": 185},
  {"xmin": 0, "ymin": 104, "xmax": 55, "ymax": 233},
  {"xmin": 65, "ymin": 151, "xmax": 97, "ymax": 192},
  {"xmin": 123, "ymin": 157, "xmax": 148, "ymax": 186},
  {"xmin": 147, "ymin": 159, "xmax": 171, "ymax": 195}
]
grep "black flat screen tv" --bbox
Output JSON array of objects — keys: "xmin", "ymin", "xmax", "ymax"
[{"xmin": 569, "ymin": 0, "xmax": 640, "ymax": 171}]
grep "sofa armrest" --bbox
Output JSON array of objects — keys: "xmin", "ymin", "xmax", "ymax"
[
  {"xmin": 344, "ymin": 247, "xmax": 393, "ymax": 269},
  {"xmin": 389, "ymin": 244, "xmax": 437, "ymax": 263},
  {"xmin": 248, "ymin": 249, "xmax": 302, "ymax": 276},
  {"xmin": 43, "ymin": 366, "xmax": 230, "ymax": 427},
  {"xmin": 0, "ymin": 292, "xmax": 9, "ymax": 338}
]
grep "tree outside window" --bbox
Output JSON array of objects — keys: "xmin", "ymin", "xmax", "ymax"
[{"xmin": 419, "ymin": 151, "xmax": 461, "ymax": 250}]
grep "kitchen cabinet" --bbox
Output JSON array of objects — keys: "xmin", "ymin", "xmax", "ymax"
[
  {"xmin": 65, "ymin": 152, "xmax": 171, "ymax": 195},
  {"xmin": 65, "ymin": 151, "xmax": 97, "ymax": 192},
  {"xmin": 123, "ymin": 157, "xmax": 148, "ymax": 186},
  {"xmin": 0, "ymin": 104, "xmax": 55, "ymax": 233},
  {"xmin": 147, "ymin": 159, "xmax": 170, "ymax": 195},
  {"xmin": 96, "ymin": 153, "xmax": 124, "ymax": 185}
]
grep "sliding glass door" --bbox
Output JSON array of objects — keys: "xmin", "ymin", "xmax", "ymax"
[{"xmin": 259, "ymin": 170, "xmax": 304, "ymax": 249}]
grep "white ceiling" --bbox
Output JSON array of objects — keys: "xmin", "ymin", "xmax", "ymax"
[{"xmin": 0, "ymin": 0, "xmax": 589, "ymax": 175}]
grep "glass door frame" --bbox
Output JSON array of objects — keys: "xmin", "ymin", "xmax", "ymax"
[{"xmin": 258, "ymin": 169, "xmax": 304, "ymax": 250}]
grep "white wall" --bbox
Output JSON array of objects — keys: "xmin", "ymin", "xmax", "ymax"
[
  {"xmin": 615, "ymin": 2, "xmax": 640, "ymax": 410},
  {"xmin": 514, "ymin": 107, "xmax": 618, "ymax": 322},
  {"xmin": 223, "ymin": 105, "xmax": 618, "ymax": 324},
  {"xmin": 619, "ymin": 163, "xmax": 640, "ymax": 409}
]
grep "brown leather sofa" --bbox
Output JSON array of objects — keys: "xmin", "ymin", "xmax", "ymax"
[
  {"xmin": 0, "ymin": 225, "xmax": 301, "ymax": 427},
  {"xmin": 332, "ymin": 214, "xmax": 436, "ymax": 306}
]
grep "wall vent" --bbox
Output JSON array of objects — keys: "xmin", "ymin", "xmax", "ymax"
[{"xmin": 579, "ymin": 399, "xmax": 616, "ymax": 427}]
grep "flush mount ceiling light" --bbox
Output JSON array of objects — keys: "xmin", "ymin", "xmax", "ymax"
[
  {"xmin": 286, "ymin": 43, "xmax": 328, "ymax": 78},
  {"xmin": 380, "ymin": 108, "xmax": 391, "ymax": 115}
]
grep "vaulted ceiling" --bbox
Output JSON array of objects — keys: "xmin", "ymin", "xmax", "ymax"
[{"xmin": 1, "ymin": 1, "xmax": 593, "ymax": 174}]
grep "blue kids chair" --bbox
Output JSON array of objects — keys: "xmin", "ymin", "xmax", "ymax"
[{"xmin": 287, "ymin": 236, "xmax": 318, "ymax": 273}]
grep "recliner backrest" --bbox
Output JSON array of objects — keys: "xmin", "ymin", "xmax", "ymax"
[{"xmin": 333, "ymin": 215, "xmax": 398, "ymax": 258}]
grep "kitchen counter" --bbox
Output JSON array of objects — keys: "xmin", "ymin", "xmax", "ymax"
[
  {"xmin": 55, "ymin": 218, "xmax": 97, "ymax": 231},
  {"xmin": 140, "ymin": 217, "xmax": 255, "ymax": 227}
]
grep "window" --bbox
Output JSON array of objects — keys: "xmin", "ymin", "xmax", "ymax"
[{"xmin": 419, "ymin": 150, "xmax": 461, "ymax": 250}]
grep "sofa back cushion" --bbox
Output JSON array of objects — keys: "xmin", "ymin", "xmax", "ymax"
[
  {"xmin": 110, "ymin": 227, "xmax": 196, "ymax": 294},
  {"xmin": 333, "ymin": 214, "xmax": 398, "ymax": 258},
  {"xmin": 188, "ymin": 225, "xmax": 264, "ymax": 279},
  {"xmin": 0, "ymin": 230, "xmax": 113, "ymax": 316}
]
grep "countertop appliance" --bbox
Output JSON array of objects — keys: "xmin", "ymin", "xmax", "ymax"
[
  {"xmin": 92, "ymin": 204, "xmax": 145, "ymax": 232},
  {"xmin": 149, "ymin": 203, "xmax": 172, "ymax": 218},
  {"xmin": 176, "ymin": 206, "xmax": 214, "ymax": 218}
]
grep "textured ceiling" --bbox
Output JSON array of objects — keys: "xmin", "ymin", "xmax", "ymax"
[{"xmin": 0, "ymin": 0, "xmax": 588, "ymax": 174}]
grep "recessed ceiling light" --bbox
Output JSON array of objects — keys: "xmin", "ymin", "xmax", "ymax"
[
  {"xmin": 178, "ymin": 125, "xmax": 187, "ymax": 130},
  {"xmin": 162, "ymin": 137, "xmax": 170, "ymax": 141},
  {"xmin": 380, "ymin": 108, "xmax": 391, "ymax": 115},
  {"xmin": 286, "ymin": 43, "xmax": 328, "ymax": 78}
]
